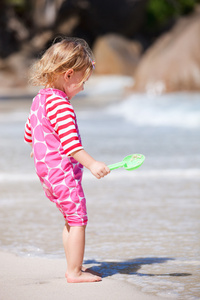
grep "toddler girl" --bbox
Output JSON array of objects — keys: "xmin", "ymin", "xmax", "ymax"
[{"xmin": 24, "ymin": 37, "xmax": 110, "ymax": 283}]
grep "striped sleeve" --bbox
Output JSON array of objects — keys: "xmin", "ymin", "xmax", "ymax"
[
  {"xmin": 24, "ymin": 116, "xmax": 32, "ymax": 144},
  {"xmin": 46, "ymin": 96, "xmax": 83, "ymax": 156}
]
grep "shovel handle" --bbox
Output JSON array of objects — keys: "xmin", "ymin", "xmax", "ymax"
[{"xmin": 108, "ymin": 161, "xmax": 124, "ymax": 170}]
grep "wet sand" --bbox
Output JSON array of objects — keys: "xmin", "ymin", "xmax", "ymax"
[{"xmin": 0, "ymin": 251, "xmax": 168, "ymax": 300}]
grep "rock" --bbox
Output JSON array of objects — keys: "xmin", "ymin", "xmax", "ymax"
[
  {"xmin": 132, "ymin": 7, "xmax": 200, "ymax": 94},
  {"xmin": 93, "ymin": 34, "xmax": 142, "ymax": 76}
]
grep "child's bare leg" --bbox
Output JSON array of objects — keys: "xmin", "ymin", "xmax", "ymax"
[
  {"xmin": 62, "ymin": 223, "xmax": 101, "ymax": 283},
  {"xmin": 63, "ymin": 224, "xmax": 101, "ymax": 277}
]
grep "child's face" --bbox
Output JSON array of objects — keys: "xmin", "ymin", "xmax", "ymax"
[{"xmin": 63, "ymin": 70, "xmax": 90, "ymax": 100}]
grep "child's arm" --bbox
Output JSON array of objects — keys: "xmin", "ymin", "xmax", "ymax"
[
  {"xmin": 71, "ymin": 149, "xmax": 110, "ymax": 179},
  {"xmin": 30, "ymin": 143, "xmax": 33, "ymax": 158}
]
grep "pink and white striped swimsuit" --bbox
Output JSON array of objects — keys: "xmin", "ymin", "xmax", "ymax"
[{"xmin": 24, "ymin": 88, "xmax": 88, "ymax": 226}]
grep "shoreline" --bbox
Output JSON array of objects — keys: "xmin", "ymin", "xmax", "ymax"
[{"xmin": 0, "ymin": 250, "xmax": 169, "ymax": 300}]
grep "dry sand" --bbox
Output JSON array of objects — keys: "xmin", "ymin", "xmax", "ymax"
[{"xmin": 0, "ymin": 251, "xmax": 168, "ymax": 300}]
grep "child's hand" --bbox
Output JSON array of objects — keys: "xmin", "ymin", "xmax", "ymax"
[
  {"xmin": 70, "ymin": 149, "xmax": 110, "ymax": 179},
  {"xmin": 89, "ymin": 161, "xmax": 110, "ymax": 179}
]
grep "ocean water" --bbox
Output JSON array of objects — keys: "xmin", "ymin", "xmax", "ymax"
[{"xmin": 0, "ymin": 79, "xmax": 199, "ymax": 299}]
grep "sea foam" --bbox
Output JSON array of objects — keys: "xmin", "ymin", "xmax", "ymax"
[{"xmin": 106, "ymin": 92, "xmax": 200, "ymax": 129}]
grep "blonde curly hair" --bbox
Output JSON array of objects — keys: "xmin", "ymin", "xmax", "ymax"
[{"xmin": 29, "ymin": 37, "xmax": 94, "ymax": 87}]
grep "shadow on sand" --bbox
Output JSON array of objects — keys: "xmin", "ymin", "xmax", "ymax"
[{"xmin": 84, "ymin": 257, "xmax": 192, "ymax": 278}]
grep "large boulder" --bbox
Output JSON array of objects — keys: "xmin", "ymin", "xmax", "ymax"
[
  {"xmin": 93, "ymin": 34, "xmax": 142, "ymax": 76},
  {"xmin": 133, "ymin": 8, "xmax": 200, "ymax": 94}
]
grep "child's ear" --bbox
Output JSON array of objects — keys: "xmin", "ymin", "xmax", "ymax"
[{"xmin": 64, "ymin": 69, "xmax": 74, "ymax": 80}]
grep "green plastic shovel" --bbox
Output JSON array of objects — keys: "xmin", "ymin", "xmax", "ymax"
[{"xmin": 108, "ymin": 154, "xmax": 145, "ymax": 171}]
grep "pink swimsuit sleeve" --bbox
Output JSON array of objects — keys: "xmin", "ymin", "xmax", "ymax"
[
  {"xmin": 46, "ymin": 96, "xmax": 83, "ymax": 156},
  {"xmin": 24, "ymin": 116, "xmax": 32, "ymax": 144}
]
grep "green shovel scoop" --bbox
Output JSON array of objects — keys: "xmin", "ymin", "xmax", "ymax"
[{"xmin": 108, "ymin": 154, "xmax": 145, "ymax": 171}]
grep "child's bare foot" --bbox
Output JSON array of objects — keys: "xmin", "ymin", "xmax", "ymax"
[
  {"xmin": 65, "ymin": 266, "xmax": 101, "ymax": 278},
  {"xmin": 67, "ymin": 270, "xmax": 102, "ymax": 283}
]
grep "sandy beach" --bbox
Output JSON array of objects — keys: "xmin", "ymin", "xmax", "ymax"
[{"xmin": 0, "ymin": 251, "xmax": 170, "ymax": 300}]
